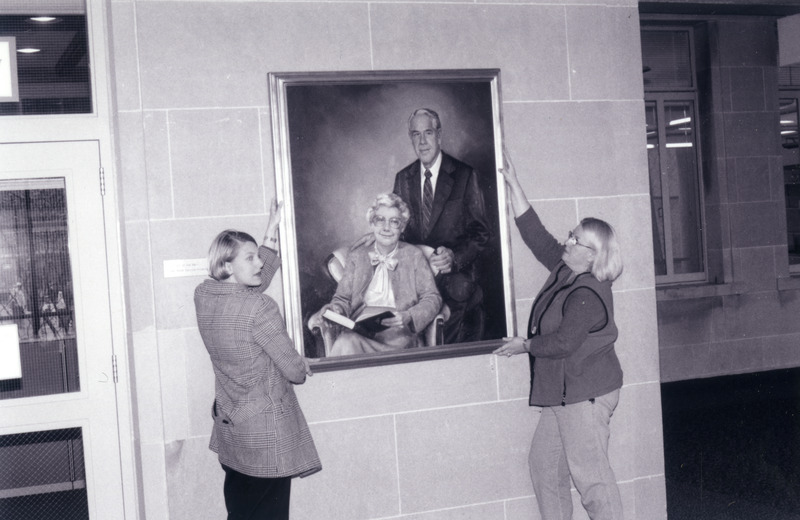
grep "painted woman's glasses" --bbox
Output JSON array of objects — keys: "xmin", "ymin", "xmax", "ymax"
[{"xmin": 372, "ymin": 216, "xmax": 403, "ymax": 229}]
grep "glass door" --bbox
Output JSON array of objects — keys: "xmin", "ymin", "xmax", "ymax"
[{"xmin": 0, "ymin": 141, "xmax": 124, "ymax": 519}]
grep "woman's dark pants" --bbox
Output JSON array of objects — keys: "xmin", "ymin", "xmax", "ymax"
[{"xmin": 221, "ymin": 464, "xmax": 291, "ymax": 519}]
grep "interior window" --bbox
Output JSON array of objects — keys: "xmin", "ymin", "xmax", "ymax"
[
  {"xmin": 642, "ymin": 27, "xmax": 706, "ymax": 284},
  {"xmin": 0, "ymin": 3, "xmax": 91, "ymax": 116},
  {"xmin": 779, "ymin": 90, "xmax": 800, "ymax": 271}
]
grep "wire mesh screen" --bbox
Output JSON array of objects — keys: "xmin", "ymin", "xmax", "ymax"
[
  {"xmin": 0, "ymin": 179, "xmax": 79, "ymax": 400},
  {"xmin": 0, "ymin": 427, "xmax": 88, "ymax": 520}
]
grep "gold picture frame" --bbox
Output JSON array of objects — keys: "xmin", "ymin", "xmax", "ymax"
[{"xmin": 268, "ymin": 69, "xmax": 514, "ymax": 371}]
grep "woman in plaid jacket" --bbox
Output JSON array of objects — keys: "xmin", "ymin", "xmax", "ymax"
[{"xmin": 195, "ymin": 199, "xmax": 321, "ymax": 519}]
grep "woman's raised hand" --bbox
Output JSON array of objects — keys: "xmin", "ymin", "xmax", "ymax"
[
  {"xmin": 263, "ymin": 198, "xmax": 283, "ymax": 246},
  {"xmin": 499, "ymin": 148, "xmax": 532, "ymax": 217},
  {"xmin": 499, "ymin": 147, "xmax": 520, "ymax": 187}
]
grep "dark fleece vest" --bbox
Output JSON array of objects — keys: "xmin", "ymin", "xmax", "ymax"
[{"xmin": 527, "ymin": 263, "xmax": 623, "ymax": 407}]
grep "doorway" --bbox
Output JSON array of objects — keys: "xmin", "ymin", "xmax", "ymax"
[{"xmin": 0, "ymin": 141, "xmax": 125, "ymax": 519}]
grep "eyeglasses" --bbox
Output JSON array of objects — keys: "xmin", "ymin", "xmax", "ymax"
[
  {"xmin": 567, "ymin": 230, "xmax": 594, "ymax": 250},
  {"xmin": 371, "ymin": 216, "xmax": 403, "ymax": 229}
]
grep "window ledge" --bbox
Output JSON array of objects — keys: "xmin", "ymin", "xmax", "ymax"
[
  {"xmin": 658, "ymin": 278, "xmax": 800, "ymax": 299},
  {"xmin": 656, "ymin": 283, "xmax": 734, "ymax": 301},
  {"xmin": 777, "ymin": 275, "xmax": 800, "ymax": 292}
]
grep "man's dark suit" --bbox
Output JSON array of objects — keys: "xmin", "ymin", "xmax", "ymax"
[{"xmin": 393, "ymin": 151, "xmax": 491, "ymax": 343}]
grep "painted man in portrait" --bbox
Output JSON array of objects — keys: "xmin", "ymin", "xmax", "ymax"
[{"xmin": 392, "ymin": 108, "xmax": 492, "ymax": 344}]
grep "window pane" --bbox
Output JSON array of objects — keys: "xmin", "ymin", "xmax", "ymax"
[
  {"xmin": 0, "ymin": 6, "xmax": 91, "ymax": 116},
  {"xmin": 641, "ymin": 29, "xmax": 693, "ymax": 90},
  {"xmin": 646, "ymin": 101, "xmax": 668, "ymax": 276},
  {"xmin": 664, "ymin": 102, "xmax": 704, "ymax": 275},
  {"xmin": 781, "ymin": 98, "xmax": 799, "ymax": 150},
  {"xmin": 0, "ymin": 179, "xmax": 78, "ymax": 400},
  {"xmin": 779, "ymin": 67, "xmax": 800, "ymax": 88},
  {"xmin": 781, "ymin": 95, "xmax": 800, "ymax": 268}
]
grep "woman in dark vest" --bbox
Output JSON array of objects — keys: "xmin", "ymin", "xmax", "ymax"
[{"xmin": 494, "ymin": 152, "xmax": 624, "ymax": 520}]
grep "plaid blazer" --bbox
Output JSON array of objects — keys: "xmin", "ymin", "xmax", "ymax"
[{"xmin": 194, "ymin": 246, "xmax": 321, "ymax": 478}]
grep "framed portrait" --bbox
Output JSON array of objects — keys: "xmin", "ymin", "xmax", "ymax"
[{"xmin": 268, "ymin": 69, "xmax": 514, "ymax": 370}]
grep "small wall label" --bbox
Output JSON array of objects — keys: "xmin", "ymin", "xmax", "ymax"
[{"xmin": 163, "ymin": 259, "xmax": 207, "ymax": 278}]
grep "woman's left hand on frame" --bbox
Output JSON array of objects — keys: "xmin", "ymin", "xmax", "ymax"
[
  {"xmin": 493, "ymin": 336, "xmax": 528, "ymax": 357},
  {"xmin": 302, "ymin": 357, "xmax": 314, "ymax": 377}
]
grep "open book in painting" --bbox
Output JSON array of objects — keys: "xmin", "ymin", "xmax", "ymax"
[{"xmin": 322, "ymin": 308, "xmax": 395, "ymax": 339}]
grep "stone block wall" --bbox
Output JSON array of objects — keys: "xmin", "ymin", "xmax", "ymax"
[
  {"xmin": 657, "ymin": 17, "xmax": 800, "ymax": 383},
  {"xmin": 109, "ymin": 0, "xmax": 664, "ymax": 518}
]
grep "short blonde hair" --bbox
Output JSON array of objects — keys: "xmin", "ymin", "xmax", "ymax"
[
  {"xmin": 207, "ymin": 230, "xmax": 257, "ymax": 281},
  {"xmin": 581, "ymin": 218, "xmax": 623, "ymax": 282}
]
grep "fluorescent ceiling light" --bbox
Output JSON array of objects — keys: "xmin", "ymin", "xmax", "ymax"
[
  {"xmin": 17, "ymin": 48, "xmax": 41, "ymax": 54},
  {"xmin": 782, "ymin": 130, "xmax": 798, "ymax": 135},
  {"xmin": 646, "ymin": 143, "xmax": 694, "ymax": 148},
  {"xmin": 669, "ymin": 117, "xmax": 691, "ymax": 126},
  {"xmin": 781, "ymin": 120, "xmax": 797, "ymax": 125},
  {"xmin": 30, "ymin": 16, "xmax": 57, "ymax": 22}
]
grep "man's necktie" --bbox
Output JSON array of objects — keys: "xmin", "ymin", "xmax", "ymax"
[{"xmin": 422, "ymin": 169, "xmax": 433, "ymax": 235}]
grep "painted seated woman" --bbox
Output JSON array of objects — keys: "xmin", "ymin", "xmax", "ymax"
[{"xmin": 310, "ymin": 193, "xmax": 442, "ymax": 356}]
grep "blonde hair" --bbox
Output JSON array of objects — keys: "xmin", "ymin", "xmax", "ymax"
[
  {"xmin": 580, "ymin": 218, "xmax": 623, "ymax": 282},
  {"xmin": 207, "ymin": 230, "xmax": 257, "ymax": 281}
]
